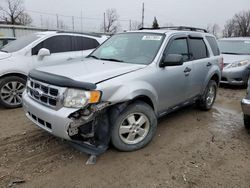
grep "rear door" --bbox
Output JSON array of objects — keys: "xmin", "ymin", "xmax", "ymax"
[
  {"xmin": 157, "ymin": 34, "xmax": 193, "ymax": 111},
  {"xmin": 187, "ymin": 36, "xmax": 211, "ymax": 98},
  {"xmin": 31, "ymin": 35, "xmax": 76, "ymax": 68}
]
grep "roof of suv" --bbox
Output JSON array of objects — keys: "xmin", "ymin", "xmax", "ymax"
[
  {"xmin": 127, "ymin": 26, "xmax": 215, "ymax": 37},
  {"xmin": 219, "ymin": 37, "xmax": 250, "ymax": 41}
]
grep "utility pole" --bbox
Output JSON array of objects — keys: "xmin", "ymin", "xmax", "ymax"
[
  {"xmin": 56, "ymin": 14, "xmax": 59, "ymax": 29},
  {"xmin": 40, "ymin": 15, "xmax": 43, "ymax": 28},
  {"xmin": 72, "ymin": 16, "xmax": 75, "ymax": 31},
  {"xmin": 141, "ymin": 2, "xmax": 145, "ymax": 28},
  {"xmin": 129, "ymin": 20, "xmax": 132, "ymax": 31},
  {"xmin": 81, "ymin": 9, "xmax": 83, "ymax": 32},
  {"xmin": 103, "ymin": 12, "xmax": 106, "ymax": 33}
]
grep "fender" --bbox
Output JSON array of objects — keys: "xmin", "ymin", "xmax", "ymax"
[
  {"xmin": 202, "ymin": 66, "xmax": 221, "ymax": 93},
  {"xmin": 104, "ymin": 80, "xmax": 159, "ymax": 114}
]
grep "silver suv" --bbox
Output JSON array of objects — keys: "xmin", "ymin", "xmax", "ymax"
[{"xmin": 23, "ymin": 27, "xmax": 223, "ymax": 155}]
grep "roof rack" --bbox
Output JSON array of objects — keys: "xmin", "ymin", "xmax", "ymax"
[{"xmin": 139, "ymin": 26, "xmax": 208, "ymax": 33}]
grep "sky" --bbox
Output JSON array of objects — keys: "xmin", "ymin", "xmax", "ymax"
[{"xmin": 23, "ymin": 0, "xmax": 250, "ymax": 32}]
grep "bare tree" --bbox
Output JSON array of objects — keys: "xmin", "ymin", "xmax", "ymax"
[
  {"xmin": 223, "ymin": 10, "xmax": 250, "ymax": 37},
  {"xmin": 0, "ymin": 0, "xmax": 32, "ymax": 25},
  {"xmin": 206, "ymin": 23, "xmax": 220, "ymax": 38},
  {"xmin": 101, "ymin": 8, "xmax": 120, "ymax": 33},
  {"xmin": 131, "ymin": 21, "xmax": 142, "ymax": 30}
]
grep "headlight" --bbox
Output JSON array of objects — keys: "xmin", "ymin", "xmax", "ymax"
[
  {"xmin": 63, "ymin": 89, "xmax": 101, "ymax": 108},
  {"xmin": 229, "ymin": 60, "xmax": 249, "ymax": 68}
]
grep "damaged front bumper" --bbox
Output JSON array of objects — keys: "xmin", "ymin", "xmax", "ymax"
[{"xmin": 22, "ymin": 91, "xmax": 111, "ymax": 155}]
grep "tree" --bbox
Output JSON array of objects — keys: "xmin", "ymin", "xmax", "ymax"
[
  {"xmin": 102, "ymin": 8, "xmax": 120, "ymax": 33},
  {"xmin": 223, "ymin": 10, "xmax": 250, "ymax": 37},
  {"xmin": 0, "ymin": 0, "xmax": 32, "ymax": 25},
  {"xmin": 206, "ymin": 23, "xmax": 220, "ymax": 38},
  {"xmin": 152, "ymin": 17, "xmax": 159, "ymax": 29},
  {"xmin": 131, "ymin": 20, "xmax": 142, "ymax": 30}
]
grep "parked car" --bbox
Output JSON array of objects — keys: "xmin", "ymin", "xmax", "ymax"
[
  {"xmin": 241, "ymin": 79, "xmax": 250, "ymax": 130},
  {"xmin": 0, "ymin": 31, "xmax": 108, "ymax": 108},
  {"xmin": 23, "ymin": 26, "xmax": 223, "ymax": 155},
  {"xmin": 218, "ymin": 38, "xmax": 250, "ymax": 85},
  {"xmin": 0, "ymin": 37, "xmax": 16, "ymax": 48}
]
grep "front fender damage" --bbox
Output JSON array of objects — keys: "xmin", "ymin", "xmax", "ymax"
[{"xmin": 67, "ymin": 102, "xmax": 112, "ymax": 156}]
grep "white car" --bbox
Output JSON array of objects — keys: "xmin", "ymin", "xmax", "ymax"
[{"xmin": 0, "ymin": 31, "xmax": 107, "ymax": 108}]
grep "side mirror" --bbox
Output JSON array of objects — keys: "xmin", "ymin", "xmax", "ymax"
[
  {"xmin": 160, "ymin": 54, "xmax": 184, "ymax": 67},
  {"xmin": 37, "ymin": 48, "xmax": 50, "ymax": 58}
]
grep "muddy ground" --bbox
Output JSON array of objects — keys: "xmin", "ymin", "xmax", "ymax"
[{"xmin": 0, "ymin": 86, "xmax": 250, "ymax": 188}]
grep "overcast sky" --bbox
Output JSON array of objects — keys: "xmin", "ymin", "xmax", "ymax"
[{"xmin": 24, "ymin": 0, "xmax": 250, "ymax": 32}]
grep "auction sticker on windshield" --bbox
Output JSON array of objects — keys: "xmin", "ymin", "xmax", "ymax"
[{"xmin": 142, "ymin": 36, "xmax": 162, "ymax": 41}]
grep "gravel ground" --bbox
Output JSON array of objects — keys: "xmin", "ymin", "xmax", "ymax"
[{"xmin": 0, "ymin": 86, "xmax": 249, "ymax": 188}]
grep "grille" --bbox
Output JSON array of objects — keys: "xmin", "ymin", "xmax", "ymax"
[
  {"xmin": 27, "ymin": 78, "xmax": 61, "ymax": 108},
  {"xmin": 28, "ymin": 111, "xmax": 52, "ymax": 130}
]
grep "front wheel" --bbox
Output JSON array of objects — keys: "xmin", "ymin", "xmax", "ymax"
[
  {"xmin": 197, "ymin": 80, "xmax": 217, "ymax": 111},
  {"xmin": 110, "ymin": 102, "xmax": 157, "ymax": 152},
  {"xmin": 0, "ymin": 76, "xmax": 26, "ymax": 109}
]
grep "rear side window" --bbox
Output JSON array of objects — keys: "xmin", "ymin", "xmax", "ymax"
[
  {"xmin": 189, "ymin": 38, "xmax": 208, "ymax": 60},
  {"xmin": 166, "ymin": 38, "xmax": 189, "ymax": 61},
  {"xmin": 73, "ymin": 36, "xmax": 99, "ymax": 51},
  {"xmin": 32, "ymin": 35, "xmax": 73, "ymax": 55},
  {"xmin": 206, "ymin": 36, "xmax": 220, "ymax": 56}
]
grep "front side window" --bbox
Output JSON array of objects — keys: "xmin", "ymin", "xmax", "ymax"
[
  {"xmin": 32, "ymin": 35, "xmax": 72, "ymax": 55},
  {"xmin": 218, "ymin": 40, "xmax": 250, "ymax": 55},
  {"xmin": 189, "ymin": 38, "xmax": 209, "ymax": 60},
  {"xmin": 166, "ymin": 38, "xmax": 189, "ymax": 62},
  {"xmin": 89, "ymin": 33, "xmax": 165, "ymax": 65}
]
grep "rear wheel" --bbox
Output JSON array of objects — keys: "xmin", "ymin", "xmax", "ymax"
[
  {"xmin": 198, "ymin": 80, "xmax": 217, "ymax": 111},
  {"xmin": 0, "ymin": 76, "xmax": 26, "ymax": 109},
  {"xmin": 110, "ymin": 102, "xmax": 157, "ymax": 151},
  {"xmin": 243, "ymin": 115, "xmax": 250, "ymax": 130}
]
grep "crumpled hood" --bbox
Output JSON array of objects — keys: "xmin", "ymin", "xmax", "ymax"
[
  {"xmin": 36, "ymin": 59, "xmax": 146, "ymax": 84},
  {"xmin": 223, "ymin": 54, "xmax": 250, "ymax": 65},
  {"xmin": 0, "ymin": 52, "xmax": 11, "ymax": 60}
]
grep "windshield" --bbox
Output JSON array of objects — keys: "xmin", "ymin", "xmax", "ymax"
[
  {"xmin": 218, "ymin": 40, "xmax": 250, "ymax": 55},
  {"xmin": 89, "ymin": 33, "xmax": 165, "ymax": 65},
  {"xmin": 2, "ymin": 34, "xmax": 39, "ymax": 53}
]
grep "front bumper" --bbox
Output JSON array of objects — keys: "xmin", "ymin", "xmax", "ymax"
[
  {"xmin": 241, "ymin": 98, "xmax": 250, "ymax": 116},
  {"xmin": 221, "ymin": 67, "xmax": 250, "ymax": 85},
  {"xmin": 22, "ymin": 91, "xmax": 77, "ymax": 140}
]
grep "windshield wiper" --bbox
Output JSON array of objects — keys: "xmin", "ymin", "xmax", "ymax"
[
  {"xmin": 87, "ymin": 55, "xmax": 100, "ymax": 59},
  {"xmin": 222, "ymin": 52, "xmax": 242, "ymax": 55},
  {"xmin": 0, "ymin": 49, "xmax": 8, "ymax": 53},
  {"xmin": 100, "ymin": 58, "xmax": 124, "ymax": 62}
]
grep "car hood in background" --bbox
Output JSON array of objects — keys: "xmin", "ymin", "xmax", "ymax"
[
  {"xmin": 0, "ymin": 52, "xmax": 11, "ymax": 60},
  {"xmin": 35, "ymin": 59, "xmax": 146, "ymax": 84},
  {"xmin": 223, "ymin": 54, "xmax": 250, "ymax": 65}
]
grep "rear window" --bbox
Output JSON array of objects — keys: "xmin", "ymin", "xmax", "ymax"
[
  {"xmin": 189, "ymin": 38, "xmax": 208, "ymax": 60},
  {"xmin": 206, "ymin": 36, "xmax": 220, "ymax": 56}
]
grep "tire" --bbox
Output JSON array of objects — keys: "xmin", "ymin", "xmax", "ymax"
[
  {"xmin": 0, "ymin": 76, "xmax": 26, "ymax": 109},
  {"xmin": 198, "ymin": 80, "xmax": 217, "ymax": 111},
  {"xmin": 244, "ymin": 115, "xmax": 250, "ymax": 130},
  {"xmin": 110, "ymin": 101, "xmax": 157, "ymax": 152}
]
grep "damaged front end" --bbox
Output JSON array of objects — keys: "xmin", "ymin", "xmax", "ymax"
[{"xmin": 67, "ymin": 102, "xmax": 112, "ymax": 155}]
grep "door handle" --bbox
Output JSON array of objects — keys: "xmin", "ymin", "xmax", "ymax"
[
  {"xmin": 206, "ymin": 62, "xmax": 212, "ymax": 67},
  {"xmin": 67, "ymin": 57, "xmax": 74, "ymax": 61},
  {"xmin": 184, "ymin": 67, "xmax": 192, "ymax": 73}
]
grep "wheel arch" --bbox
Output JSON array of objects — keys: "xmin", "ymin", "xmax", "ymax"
[{"xmin": 0, "ymin": 72, "xmax": 27, "ymax": 81}]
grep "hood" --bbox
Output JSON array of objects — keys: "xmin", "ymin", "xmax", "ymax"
[
  {"xmin": 36, "ymin": 59, "xmax": 146, "ymax": 84},
  {"xmin": 222, "ymin": 54, "xmax": 250, "ymax": 65},
  {"xmin": 0, "ymin": 51, "xmax": 11, "ymax": 60}
]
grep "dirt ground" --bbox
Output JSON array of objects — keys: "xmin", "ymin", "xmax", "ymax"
[{"xmin": 0, "ymin": 86, "xmax": 250, "ymax": 188}]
